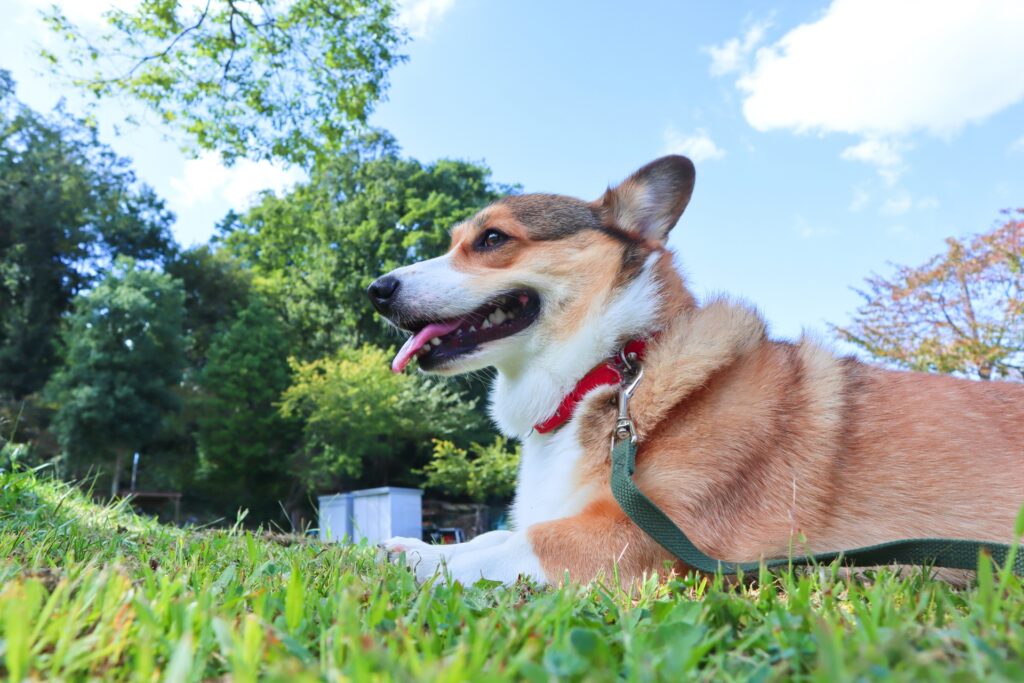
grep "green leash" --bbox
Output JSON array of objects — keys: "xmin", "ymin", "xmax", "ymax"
[{"xmin": 605, "ymin": 354, "xmax": 1023, "ymax": 576}]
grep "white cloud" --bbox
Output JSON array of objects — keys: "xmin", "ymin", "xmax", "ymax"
[
  {"xmin": 840, "ymin": 137, "xmax": 908, "ymax": 184},
  {"xmin": 738, "ymin": 0, "xmax": 1024, "ymax": 135},
  {"xmin": 397, "ymin": 0, "xmax": 455, "ymax": 39},
  {"xmin": 717, "ymin": 1, "xmax": 1024, "ymax": 176},
  {"xmin": 705, "ymin": 20, "xmax": 771, "ymax": 76},
  {"xmin": 662, "ymin": 126, "xmax": 725, "ymax": 163},
  {"xmin": 169, "ymin": 153, "xmax": 302, "ymax": 209}
]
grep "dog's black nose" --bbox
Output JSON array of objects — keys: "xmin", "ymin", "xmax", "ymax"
[{"xmin": 367, "ymin": 275, "xmax": 400, "ymax": 314}]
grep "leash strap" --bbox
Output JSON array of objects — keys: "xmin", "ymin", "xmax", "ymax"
[{"xmin": 610, "ymin": 438, "xmax": 1024, "ymax": 575}]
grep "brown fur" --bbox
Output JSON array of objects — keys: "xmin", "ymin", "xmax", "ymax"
[{"xmin": 528, "ymin": 272, "xmax": 1024, "ymax": 585}]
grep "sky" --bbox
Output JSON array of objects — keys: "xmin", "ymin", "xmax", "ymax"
[{"xmin": 2, "ymin": 0, "xmax": 1023, "ymax": 342}]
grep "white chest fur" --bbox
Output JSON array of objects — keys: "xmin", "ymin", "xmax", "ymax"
[
  {"xmin": 492, "ymin": 254, "xmax": 664, "ymax": 531},
  {"xmin": 510, "ymin": 419, "xmax": 596, "ymax": 530}
]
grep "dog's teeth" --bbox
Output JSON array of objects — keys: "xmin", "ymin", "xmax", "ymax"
[
  {"xmin": 430, "ymin": 337, "xmax": 441, "ymax": 346},
  {"xmin": 492, "ymin": 310, "xmax": 506, "ymax": 324},
  {"xmin": 468, "ymin": 325, "xmax": 476, "ymax": 332},
  {"xmin": 506, "ymin": 309, "xmax": 516, "ymax": 320},
  {"xmin": 482, "ymin": 319, "xmax": 492, "ymax": 329}
]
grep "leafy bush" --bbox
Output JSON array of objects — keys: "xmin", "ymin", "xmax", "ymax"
[
  {"xmin": 418, "ymin": 437, "xmax": 520, "ymax": 502},
  {"xmin": 280, "ymin": 345, "xmax": 485, "ymax": 491}
]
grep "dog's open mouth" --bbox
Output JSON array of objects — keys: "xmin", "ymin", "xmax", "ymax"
[{"xmin": 392, "ymin": 289, "xmax": 541, "ymax": 372}]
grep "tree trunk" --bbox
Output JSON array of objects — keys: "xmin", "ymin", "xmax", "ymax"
[{"xmin": 111, "ymin": 450, "xmax": 126, "ymax": 499}]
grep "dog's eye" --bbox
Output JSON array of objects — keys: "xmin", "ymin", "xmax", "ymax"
[{"xmin": 476, "ymin": 228, "xmax": 509, "ymax": 251}]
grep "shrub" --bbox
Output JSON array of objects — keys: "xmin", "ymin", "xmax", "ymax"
[{"xmin": 418, "ymin": 437, "xmax": 520, "ymax": 503}]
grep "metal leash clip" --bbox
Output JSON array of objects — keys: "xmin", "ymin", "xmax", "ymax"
[{"xmin": 612, "ymin": 348, "xmax": 644, "ymax": 446}]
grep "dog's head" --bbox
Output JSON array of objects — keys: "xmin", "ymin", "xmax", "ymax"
[{"xmin": 369, "ymin": 155, "xmax": 695, "ymax": 376}]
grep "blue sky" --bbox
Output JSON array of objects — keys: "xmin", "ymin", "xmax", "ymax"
[{"xmin": 3, "ymin": 0, "xmax": 1023, "ymax": 341}]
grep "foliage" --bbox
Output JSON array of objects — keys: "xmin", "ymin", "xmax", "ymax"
[
  {"xmin": 0, "ymin": 71, "xmax": 174, "ymax": 400},
  {"xmin": 166, "ymin": 245, "xmax": 253, "ymax": 369},
  {"xmin": 195, "ymin": 296, "xmax": 301, "ymax": 521},
  {"xmin": 45, "ymin": 258, "xmax": 185, "ymax": 494},
  {"xmin": 835, "ymin": 209, "xmax": 1024, "ymax": 380},
  {"xmin": 221, "ymin": 147, "xmax": 511, "ymax": 355},
  {"xmin": 101, "ymin": 246, "xmax": 256, "ymax": 514},
  {"xmin": 4, "ymin": 467, "xmax": 1024, "ymax": 680},
  {"xmin": 280, "ymin": 345, "xmax": 485, "ymax": 491},
  {"xmin": 42, "ymin": 0, "xmax": 405, "ymax": 168},
  {"xmin": 419, "ymin": 437, "xmax": 520, "ymax": 502}
]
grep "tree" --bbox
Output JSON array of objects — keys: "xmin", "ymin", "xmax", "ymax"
[
  {"xmin": 110, "ymin": 246, "xmax": 254, "ymax": 513},
  {"xmin": 0, "ymin": 71, "xmax": 174, "ymax": 401},
  {"xmin": 222, "ymin": 147, "xmax": 511, "ymax": 355},
  {"xmin": 46, "ymin": 258, "xmax": 185, "ymax": 496},
  {"xmin": 195, "ymin": 296, "xmax": 300, "ymax": 522},
  {"xmin": 280, "ymin": 345, "xmax": 485, "ymax": 493},
  {"xmin": 43, "ymin": 0, "xmax": 405, "ymax": 168},
  {"xmin": 166, "ymin": 245, "xmax": 252, "ymax": 369},
  {"xmin": 834, "ymin": 210, "xmax": 1024, "ymax": 380}
]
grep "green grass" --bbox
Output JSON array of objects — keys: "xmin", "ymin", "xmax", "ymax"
[{"xmin": 2, "ymin": 466, "xmax": 1024, "ymax": 682}]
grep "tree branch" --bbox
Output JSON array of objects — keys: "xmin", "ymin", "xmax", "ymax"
[{"xmin": 121, "ymin": 0, "xmax": 214, "ymax": 81}]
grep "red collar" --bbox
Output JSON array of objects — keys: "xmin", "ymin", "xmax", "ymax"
[{"xmin": 533, "ymin": 338, "xmax": 651, "ymax": 435}]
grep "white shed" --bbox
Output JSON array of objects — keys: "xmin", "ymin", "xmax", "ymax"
[
  {"xmin": 317, "ymin": 493, "xmax": 353, "ymax": 542},
  {"xmin": 319, "ymin": 487, "xmax": 423, "ymax": 545}
]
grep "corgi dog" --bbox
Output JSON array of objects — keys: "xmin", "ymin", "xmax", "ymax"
[{"xmin": 368, "ymin": 156, "xmax": 1024, "ymax": 586}]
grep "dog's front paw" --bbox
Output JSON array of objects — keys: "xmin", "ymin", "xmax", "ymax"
[
  {"xmin": 378, "ymin": 536, "xmax": 429, "ymax": 561},
  {"xmin": 379, "ymin": 537, "xmax": 444, "ymax": 581}
]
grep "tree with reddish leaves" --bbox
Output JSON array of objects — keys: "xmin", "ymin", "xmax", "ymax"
[{"xmin": 834, "ymin": 209, "xmax": 1024, "ymax": 381}]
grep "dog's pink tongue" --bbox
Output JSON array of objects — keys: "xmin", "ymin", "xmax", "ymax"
[{"xmin": 391, "ymin": 319, "xmax": 464, "ymax": 373}]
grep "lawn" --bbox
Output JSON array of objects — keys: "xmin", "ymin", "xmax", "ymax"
[{"xmin": 2, "ymin": 465, "xmax": 1023, "ymax": 682}]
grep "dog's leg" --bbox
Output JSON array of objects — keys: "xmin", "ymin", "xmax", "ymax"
[
  {"xmin": 384, "ymin": 530, "xmax": 545, "ymax": 584},
  {"xmin": 385, "ymin": 499, "xmax": 673, "ymax": 586},
  {"xmin": 381, "ymin": 530, "xmax": 517, "ymax": 582},
  {"xmin": 380, "ymin": 529, "xmax": 512, "ymax": 559}
]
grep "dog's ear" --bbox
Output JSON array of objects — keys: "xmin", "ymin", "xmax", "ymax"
[{"xmin": 596, "ymin": 155, "xmax": 695, "ymax": 242}]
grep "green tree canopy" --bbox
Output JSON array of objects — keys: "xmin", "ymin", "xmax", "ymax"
[
  {"xmin": 195, "ymin": 296, "xmax": 301, "ymax": 522},
  {"xmin": 166, "ymin": 245, "xmax": 253, "ymax": 369},
  {"xmin": 44, "ymin": 0, "xmax": 405, "ymax": 168},
  {"xmin": 221, "ymin": 146, "xmax": 511, "ymax": 355},
  {"xmin": 46, "ymin": 258, "xmax": 185, "ymax": 496},
  {"xmin": 0, "ymin": 72, "xmax": 175, "ymax": 400}
]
